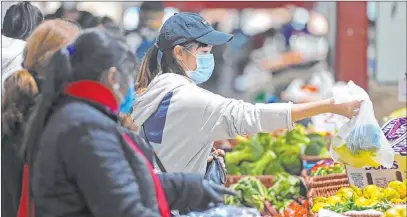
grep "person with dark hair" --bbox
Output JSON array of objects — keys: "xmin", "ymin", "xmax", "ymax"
[
  {"xmin": 1, "ymin": 69, "xmax": 38, "ymax": 217},
  {"xmin": 132, "ymin": 12, "xmax": 362, "ymax": 175},
  {"xmin": 126, "ymin": 1, "xmax": 165, "ymax": 61},
  {"xmin": 21, "ymin": 28, "xmax": 234, "ymax": 217},
  {"xmin": 45, "ymin": 3, "xmax": 100, "ymax": 29},
  {"xmin": 2, "ymin": 19, "xmax": 81, "ymax": 217},
  {"xmin": 98, "ymin": 16, "xmax": 122, "ymax": 35},
  {"xmin": 2, "ymin": 1, "xmax": 43, "ymax": 40},
  {"xmin": 77, "ymin": 11, "xmax": 101, "ymax": 29}
]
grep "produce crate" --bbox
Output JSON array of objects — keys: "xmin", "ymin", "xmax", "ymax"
[
  {"xmin": 307, "ymin": 184, "xmax": 350, "ymax": 210},
  {"xmin": 300, "ymin": 155, "xmax": 332, "ymax": 163},
  {"xmin": 311, "ymin": 212, "xmax": 383, "ymax": 217},
  {"xmin": 226, "ymin": 175, "xmax": 274, "ymax": 187},
  {"xmin": 307, "ymin": 184, "xmax": 350, "ymax": 199},
  {"xmin": 307, "ymin": 177, "xmax": 349, "ymax": 189},
  {"xmin": 307, "ymin": 173, "xmax": 349, "ymax": 185},
  {"xmin": 343, "ymin": 213, "xmax": 382, "ymax": 217}
]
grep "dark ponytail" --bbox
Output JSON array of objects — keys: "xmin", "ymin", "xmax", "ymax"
[
  {"xmin": 136, "ymin": 45, "xmax": 160, "ymax": 89},
  {"xmin": 136, "ymin": 41, "xmax": 204, "ymax": 89},
  {"xmin": 21, "ymin": 48, "xmax": 73, "ymax": 165}
]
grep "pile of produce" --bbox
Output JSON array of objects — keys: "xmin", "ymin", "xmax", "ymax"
[
  {"xmin": 225, "ymin": 176, "xmax": 271, "ymax": 211},
  {"xmin": 303, "ymin": 133, "xmax": 330, "ymax": 157},
  {"xmin": 383, "ymin": 205, "xmax": 406, "ymax": 217},
  {"xmin": 309, "ymin": 160, "xmax": 346, "ymax": 177},
  {"xmin": 273, "ymin": 201, "xmax": 309, "ymax": 217},
  {"xmin": 311, "ymin": 180, "xmax": 407, "ymax": 214},
  {"xmin": 225, "ymin": 173, "xmax": 304, "ymax": 215},
  {"xmin": 268, "ymin": 173, "xmax": 303, "ymax": 213},
  {"xmin": 226, "ymin": 125, "xmax": 314, "ymax": 176}
]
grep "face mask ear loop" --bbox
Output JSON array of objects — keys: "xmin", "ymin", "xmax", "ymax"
[
  {"xmin": 180, "ymin": 60, "xmax": 192, "ymax": 72},
  {"xmin": 180, "ymin": 47, "xmax": 197, "ymax": 73}
]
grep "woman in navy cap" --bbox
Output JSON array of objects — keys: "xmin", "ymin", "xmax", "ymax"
[{"xmin": 132, "ymin": 12, "xmax": 361, "ymax": 175}]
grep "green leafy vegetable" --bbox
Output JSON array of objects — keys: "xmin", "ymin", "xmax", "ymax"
[
  {"xmin": 225, "ymin": 176, "xmax": 271, "ymax": 211},
  {"xmin": 238, "ymin": 150, "xmax": 277, "ymax": 175}
]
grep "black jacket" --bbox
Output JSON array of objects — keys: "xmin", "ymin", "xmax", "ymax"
[
  {"xmin": 30, "ymin": 91, "xmax": 204, "ymax": 217},
  {"xmin": 2, "ymin": 132, "xmax": 24, "ymax": 217}
]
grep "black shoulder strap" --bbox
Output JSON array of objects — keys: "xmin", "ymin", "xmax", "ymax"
[{"xmin": 141, "ymin": 125, "xmax": 167, "ymax": 173}]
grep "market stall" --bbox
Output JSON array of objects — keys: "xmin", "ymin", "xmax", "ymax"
[{"xmin": 222, "ymin": 112, "xmax": 406, "ymax": 217}]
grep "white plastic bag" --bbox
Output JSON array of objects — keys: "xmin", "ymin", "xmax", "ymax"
[
  {"xmin": 330, "ymin": 81, "xmax": 395, "ymax": 168},
  {"xmin": 180, "ymin": 205, "xmax": 260, "ymax": 217}
]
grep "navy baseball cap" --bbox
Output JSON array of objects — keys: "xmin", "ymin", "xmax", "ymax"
[{"xmin": 157, "ymin": 12, "xmax": 233, "ymax": 51}]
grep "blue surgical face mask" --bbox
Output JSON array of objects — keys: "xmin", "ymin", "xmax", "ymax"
[
  {"xmin": 119, "ymin": 80, "xmax": 136, "ymax": 114},
  {"xmin": 183, "ymin": 52, "xmax": 215, "ymax": 84}
]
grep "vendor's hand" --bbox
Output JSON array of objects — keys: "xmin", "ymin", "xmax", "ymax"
[
  {"xmin": 332, "ymin": 98, "xmax": 361, "ymax": 119},
  {"xmin": 207, "ymin": 149, "xmax": 226, "ymax": 170}
]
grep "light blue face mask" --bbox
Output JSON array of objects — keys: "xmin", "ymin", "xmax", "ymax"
[
  {"xmin": 118, "ymin": 79, "xmax": 136, "ymax": 114},
  {"xmin": 183, "ymin": 53, "xmax": 215, "ymax": 84}
]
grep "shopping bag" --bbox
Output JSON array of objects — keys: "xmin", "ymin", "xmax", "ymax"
[
  {"xmin": 329, "ymin": 81, "xmax": 395, "ymax": 168},
  {"xmin": 179, "ymin": 205, "xmax": 260, "ymax": 217}
]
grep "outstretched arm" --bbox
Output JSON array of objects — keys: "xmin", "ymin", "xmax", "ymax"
[{"xmin": 197, "ymin": 90, "xmax": 359, "ymax": 141}]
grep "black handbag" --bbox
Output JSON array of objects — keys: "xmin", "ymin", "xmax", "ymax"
[{"xmin": 141, "ymin": 125, "xmax": 226, "ymax": 185}]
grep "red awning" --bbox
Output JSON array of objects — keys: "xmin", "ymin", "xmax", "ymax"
[{"xmin": 164, "ymin": 1, "xmax": 315, "ymax": 11}]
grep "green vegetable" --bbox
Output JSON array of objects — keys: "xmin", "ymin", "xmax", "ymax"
[
  {"xmin": 285, "ymin": 126, "xmax": 310, "ymax": 146},
  {"xmin": 225, "ymin": 176, "xmax": 271, "ymax": 211},
  {"xmin": 304, "ymin": 133, "xmax": 326, "ymax": 156},
  {"xmin": 280, "ymin": 151, "xmax": 303, "ymax": 176},
  {"xmin": 253, "ymin": 133, "xmax": 274, "ymax": 150},
  {"xmin": 272, "ymin": 138, "xmax": 301, "ymax": 156},
  {"xmin": 239, "ymin": 150, "xmax": 277, "ymax": 175},
  {"xmin": 304, "ymin": 143, "xmax": 322, "ymax": 156},
  {"xmin": 264, "ymin": 159, "xmax": 285, "ymax": 175},
  {"xmin": 268, "ymin": 173, "xmax": 301, "ymax": 213},
  {"xmin": 226, "ymin": 163, "xmax": 241, "ymax": 175},
  {"xmin": 226, "ymin": 124, "xmax": 309, "ymax": 176},
  {"xmin": 323, "ymin": 197, "xmax": 393, "ymax": 213},
  {"xmin": 310, "ymin": 163, "xmax": 345, "ymax": 177},
  {"xmin": 225, "ymin": 139, "xmax": 265, "ymax": 165}
]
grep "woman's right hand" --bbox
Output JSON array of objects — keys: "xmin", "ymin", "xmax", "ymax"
[{"xmin": 331, "ymin": 98, "xmax": 361, "ymax": 119}]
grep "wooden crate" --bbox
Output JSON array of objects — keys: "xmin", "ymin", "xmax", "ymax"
[
  {"xmin": 307, "ymin": 173, "xmax": 349, "ymax": 185},
  {"xmin": 307, "ymin": 184, "xmax": 350, "ymax": 199},
  {"xmin": 226, "ymin": 175, "xmax": 274, "ymax": 187}
]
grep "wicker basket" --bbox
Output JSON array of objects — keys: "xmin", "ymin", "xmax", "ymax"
[
  {"xmin": 308, "ymin": 178, "xmax": 350, "ymax": 189},
  {"xmin": 343, "ymin": 212, "xmax": 383, "ymax": 217},
  {"xmin": 300, "ymin": 155, "xmax": 332, "ymax": 163},
  {"xmin": 312, "ymin": 212, "xmax": 383, "ymax": 217},
  {"xmin": 307, "ymin": 184, "xmax": 350, "ymax": 198},
  {"xmin": 307, "ymin": 173, "xmax": 349, "ymax": 184},
  {"xmin": 226, "ymin": 175, "xmax": 274, "ymax": 187}
]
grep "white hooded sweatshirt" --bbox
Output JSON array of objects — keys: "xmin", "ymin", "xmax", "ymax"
[
  {"xmin": 132, "ymin": 73, "xmax": 294, "ymax": 174},
  {"xmin": 1, "ymin": 35, "xmax": 26, "ymax": 86}
]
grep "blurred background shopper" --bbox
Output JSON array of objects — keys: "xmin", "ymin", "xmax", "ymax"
[
  {"xmin": 126, "ymin": 1, "xmax": 164, "ymax": 61},
  {"xmin": 1, "ymin": 1, "xmax": 43, "ymax": 87},
  {"xmin": 1, "ymin": 19, "xmax": 80, "ymax": 217}
]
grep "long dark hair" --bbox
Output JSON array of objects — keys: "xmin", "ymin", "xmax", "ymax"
[
  {"xmin": 1, "ymin": 69, "xmax": 38, "ymax": 139},
  {"xmin": 2, "ymin": 1, "xmax": 43, "ymax": 40},
  {"xmin": 22, "ymin": 28, "xmax": 138, "ymax": 165},
  {"xmin": 136, "ymin": 41, "xmax": 207, "ymax": 89}
]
